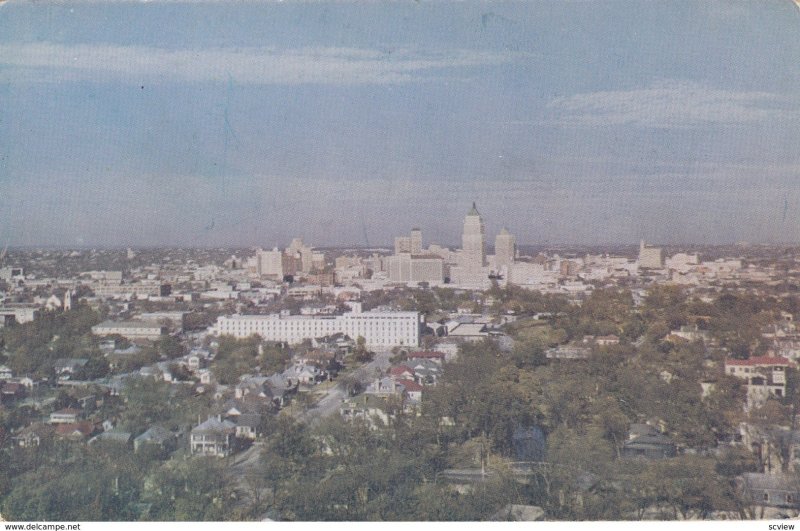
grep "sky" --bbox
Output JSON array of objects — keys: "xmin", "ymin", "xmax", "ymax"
[{"xmin": 1, "ymin": 0, "xmax": 800, "ymax": 248}]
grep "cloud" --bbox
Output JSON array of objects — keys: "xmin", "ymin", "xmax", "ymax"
[
  {"xmin": 547, "ymin": 81, "xmax": 793, "ymax": 128},
  {"xmin": 0, "ymin": 42, "xmax": 519, "ymax": 85}
]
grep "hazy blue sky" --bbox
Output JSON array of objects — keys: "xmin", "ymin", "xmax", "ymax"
[{"xmin": 1, "ymin": 0, "xmax": 799, "ymax": 247}]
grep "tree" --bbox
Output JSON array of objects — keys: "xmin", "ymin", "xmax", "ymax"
[
  {"xmin": 119, "ymin": 377, "xmax": 172, "ymax": 433},
  {"xmin": 352, "ymin": 336, "xmax": 373, "ymax": 363}
]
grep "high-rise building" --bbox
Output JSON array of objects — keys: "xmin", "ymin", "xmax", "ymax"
[
  {"xmin": 257, "ymin": 248, "xmax": 284, "ymax": 279},
  {"xmin": 387, "ymin": 253, "xmax": 444, "ymax": 284},
  {"xmin": 494, "ymin": 227, "xmax": 516, "ymax": 269},
  {"xmin": 461, "ymin": 202, "xmax": 486, "ymax": 268},
  {"xmin": 410, "ymin": 228, "xmax": 423, "ymax": 255},
  {"xmin": 288, "ymin": 238, "xmax": 314, "ymax": 273},
  {"xmin": 394, "ymin": 236, "xmax": 412, "ymax": 255},
  {"xmin": 638, "ymin": 240, "xmax": 664, "ymax": 269}
]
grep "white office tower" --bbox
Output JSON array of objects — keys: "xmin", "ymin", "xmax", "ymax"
[
  {"xmin": 394, "ymin": 236, "xmax": 412, "ymax": 255},
  {"xmin": 461, "ymin": 202, "xmax": 486, "ymax": 268},
  {"xmin": 450, "ymin": 203, "xmax": 491, "ymax": 289},
  {"xmin": 257, "ymin": 248, "xmax": 284, "ymax": 279},
  {"xmin": 494, "ymin": 227, "xmax": 516, "ymax": 269},
  {"xmin": 387, "ymin": 253, "xmax": 445, "ymax": 284},
  {"xmin": 410, "ymin": 228, "xmax": 423, "ymax": 255},
  {"xmin": 638, "ymin": 240, "xmax": 664, "ymax": 269}
]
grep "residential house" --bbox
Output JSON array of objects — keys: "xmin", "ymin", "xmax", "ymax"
[
  {"xmin": 89, "ymin": 429, "xmax": 133, "ymax": 446},
  {"xmin": 134, "ymin": 426, "xmax": 176, "ymax": 452},
  {"xmin": 725, "ymin": 356, "xmax": 792, "ymax": 409},
  {"xmin": 546, "ymin": 344, "xmax": 591, "ymax": 360},
  {"xmin": 12, "ymin": 423, "xmax": 53, "ymax": 448},
  {"xmin": 595, "ymin": 334, "xmax": 620, "ymax": 346},
  {"xmin": 50, "ymin": 408, "xmax": 83, "ymax": 424},
  {"xmin": 740, "ymin": 473, "xmax": 800, "ymax": 509},
  {"xmin": 54, "ymin": 421, "xmax": 96, "ymax": 441},
  {"xmin": 234, "ymin": 413, "xmax": 262, "ymax": 440},
  {"xmin": 54, "ymin": 358, "xmax": 89, "ymax": 380},
  {"xmin": 621, "ymin": 424, "xmax": 677, "ymax": 459},
  {"xmin": 405, "ymin": 359, "xmax": 441, "ymax": 385},
  {"xmin": 365, "ymin": 377, "xmax": 405, "ymax": 398},
  {"xmin": 395, "ymin": 379, "xmax": 423, "ymax": 403},
  {"xmin": 282, "ymin": 363, "xmax": 326, "ymax": 386},
  {"xmin": 190, "ymin": 417, "xmax": 236, "ymax": 457},
  {"xmin": 264, "ymin": 373, "xmax": 297, "ymax": 408},
  {"xmin": 671, "ymin": 324, "xmax": 711, "ymax": 343},
  {"xmin": 0, "ymin": 382, "xmax": 25, "ymax": 403},
  {"xmin": 388, "ymin": 365, "xmax": 415, "ymax": 381},
  {"xmin": 340, "ymin": 394, "xmax": 392, "ymax": 427}
]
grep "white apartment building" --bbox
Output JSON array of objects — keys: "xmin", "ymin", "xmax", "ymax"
[{"xmin": 211, "ymin": 310, "xmax": 421, "ymax": 348}]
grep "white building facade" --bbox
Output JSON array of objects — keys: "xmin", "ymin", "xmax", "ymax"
[{"xmin": 211, "ymin": 310, "xmax": 421, "ymax": 348}]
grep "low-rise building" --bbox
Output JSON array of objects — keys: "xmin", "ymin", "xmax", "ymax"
[
  {"xmin": 725, "ymin": 356, "xmax": 791, "ymax": 409},
  {"xmin": 92, "ymin": 320, "xmax": 167, "ymax": 341}
]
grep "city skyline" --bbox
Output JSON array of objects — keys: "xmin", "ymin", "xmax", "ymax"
[{"xmin": 2, "ymin": 1, "xmax": 800, "ymax": 247}]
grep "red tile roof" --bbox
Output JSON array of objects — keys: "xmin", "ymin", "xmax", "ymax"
[
  {"xmin": 396, "ymin": 379, "xmax": 423, "ymax": 393},
  {"xmin": 54, "ymin": 421, "xmax": 95, "ymax": 438},
  {"xmin": 725, "ymin": 356, "xmax": 792, "ymax": 367},
  {"xmin": 389, "ymin": 365, "xmax": 415, "ymax": 376}
]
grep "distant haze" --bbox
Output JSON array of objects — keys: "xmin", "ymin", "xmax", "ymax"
[{"xmin": 1, "ymin": 1, "xmax": 800, "ymax": 247}]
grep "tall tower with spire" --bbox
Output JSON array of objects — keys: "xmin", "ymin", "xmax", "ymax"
[{"xmin": 462, "ymin": 202, "xmax": 486, "ymax": 268}]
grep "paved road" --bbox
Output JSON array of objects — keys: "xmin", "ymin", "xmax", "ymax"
[
  {"xmin": 229, "ymin": 349, "xmax": 395, "ymax": 509},
  {"xmin": 297, "ymin": 349, "xmax": 393, "ymax": 425}
]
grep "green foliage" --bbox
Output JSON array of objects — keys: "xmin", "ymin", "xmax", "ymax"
[
  {"xmin": 143, "ymin": 457, "xmax": 237, "ymax": 521},
  {"xmin": 119, "ymin": 377, "xmax": 173, "ymax": 433},
  {"xmin": 212, "ymin": 335, "xmax": 260, "ymax": 384},
  {"xmin": 1, "ymin": 304, "xmax": 102, "ymax": 378}
]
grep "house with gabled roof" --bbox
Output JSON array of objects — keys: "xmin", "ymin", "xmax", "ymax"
[
  {"xmin": 395, "ymin": 378, "xmax": 423, "ymax": 403},
  {"xmin": 282, "ymin": 362, "xmax": 326, "ymax": 386},
  {"xmin": 190, "ymin": 417, "xmax": 236, "ymax": 457},
  {"xmin": 12, "ymin": 423, "xmax": 54, "ymax": 448},
  {"xmin": 365, "ymin": 376, "xmax": 405, "ymax": 398},
  {"xmin": 54, "ymin": 421, "xmax": 96, "ymax": 441},
  {"xmin": 134, "ymin": 425, "xmax": 176, "ymax": 452},
  {"xmin": 726, "ymin": 356, "xmax": 792, "ymax": 409},
  {"xmin": 234, "ymin": 413, "xmax": 262, "ymax": 440},
  {"xmin": 89, "ymin": 429, "xmax": 133, "ymax": 446},
  {"xmin": 388, "ymin": 365, "xmax": 415, "ymax": 380},
  {"xmin": 340, "ymin": 394, "xmax": 392, "ymax": 427}
]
